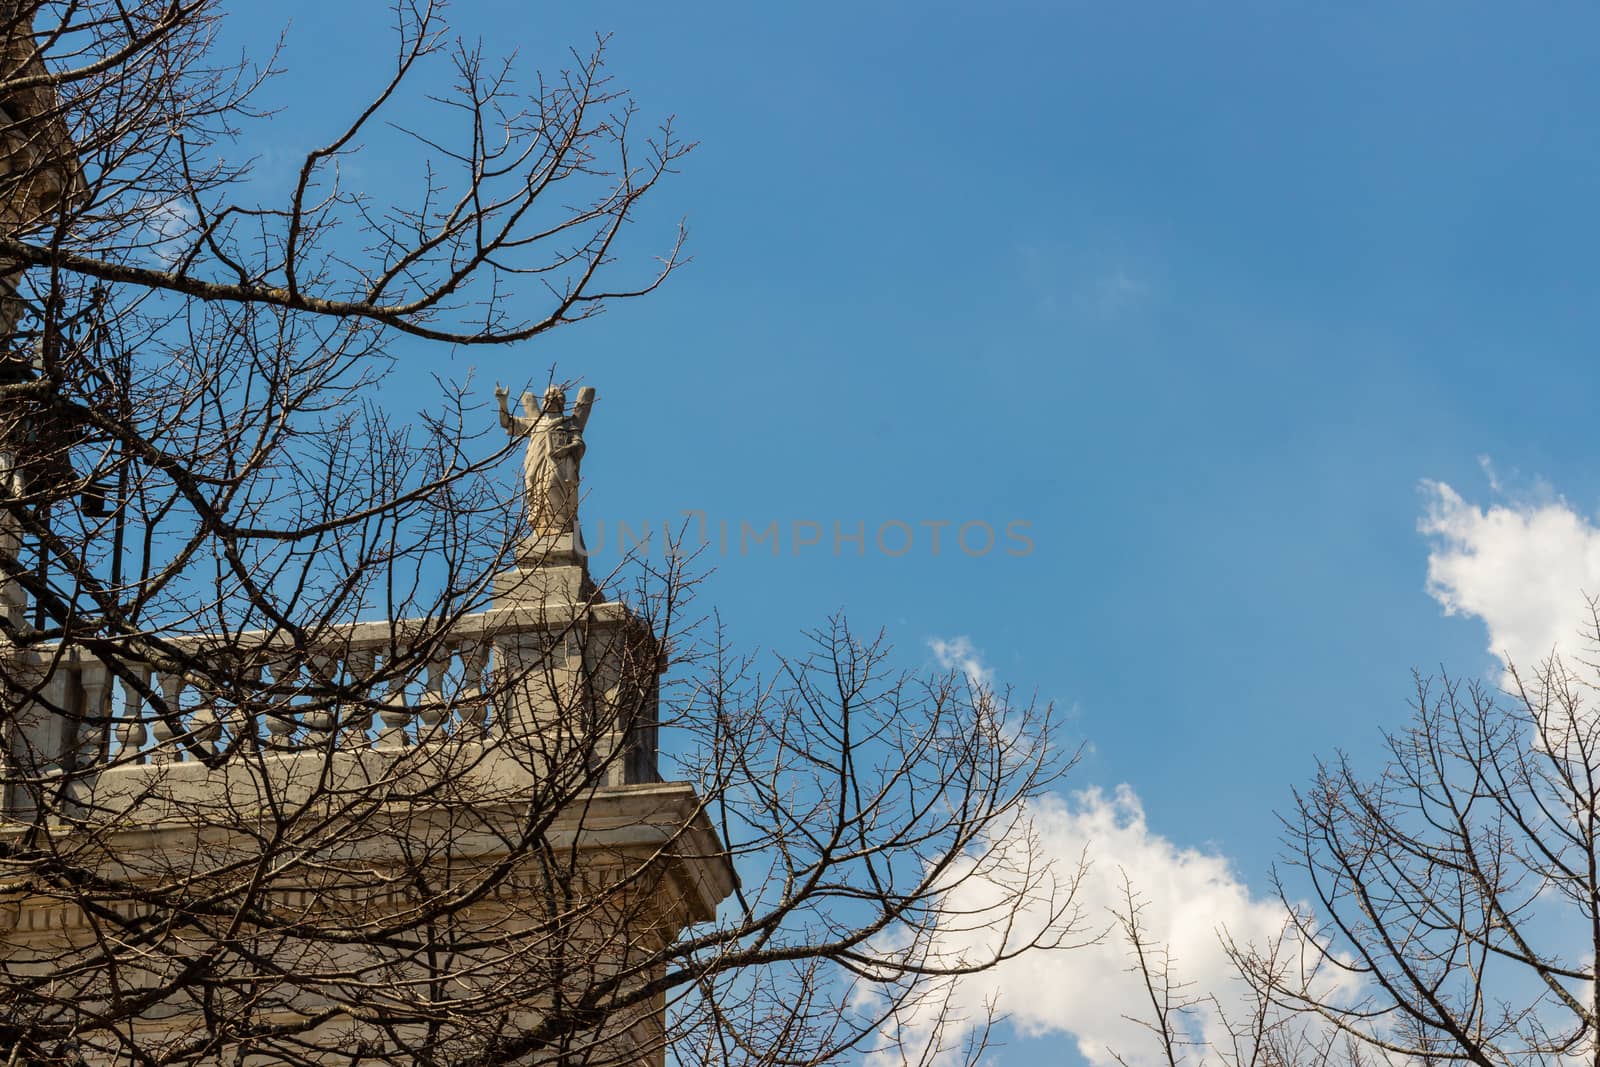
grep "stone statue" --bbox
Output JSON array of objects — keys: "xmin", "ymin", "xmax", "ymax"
[{"xmin": 495, "ymin": 383, "xmax": 596, "ymax": 536}]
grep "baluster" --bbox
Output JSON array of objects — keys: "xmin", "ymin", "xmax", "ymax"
[
  {"xmin": 78, "ymin": 657, "xmax": 109, "ymax": 767},
  {"xmin": 493, "ymin": 633, "xmax": 538, "ymax": 740},
  {"xmin": 264, "ymin": 657, "xmax": 300, "ymax": 748},
  {"xmin": 190, "ymin": 692, "xmax": 221, "ymax": 761},
  {"xmin": 222, "ymin": 663, "xmax": 260, "ymax": 756},
  {"xmin": 458, "ymin": 642, "xmax": 490, "ymax": 736},
  {"xmin": 17, "ymin": 659, "xmax": 68, "ymax": 777},
  {"xmin": 376, "ymin": 655, "xmax": 411, "ymax": 748},
  {"xmin": 36, "ymin": 668, "xmax": 70, "ymax": 774},
  {"xmin": 151, "ymin": 668, "xmax": 186, "ymax": 763},
  {"xmin": 229, "ymin": 663, "xmax": 256, "ymax": 756},
  {"xmin": 416, "ymin": 648, "xmax": 448, "ymax": 740},
  {"xmin": 114, "ymin": 665, "xmax": 150, "ymax": 764},
  {"xmin": 343, "ymin": 647, "xmax": 376, "ymax": 749},
  {"xmin": 301, "ymin": 650, "xmax": 338, "ymax": 744}
]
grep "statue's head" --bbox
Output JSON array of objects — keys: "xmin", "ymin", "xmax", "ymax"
[{"xmin": 542, "ymin": 385, "xmax": 566, "ymax": 416}]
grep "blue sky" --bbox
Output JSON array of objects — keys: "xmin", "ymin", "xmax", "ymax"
[{"xmin": 223, "ymin": 3, "xmax": 1600, "ymax": 1062}]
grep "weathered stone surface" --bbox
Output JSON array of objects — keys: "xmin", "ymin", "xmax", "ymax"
[
  {"xmin": 0, "ymin": 379, "xmax": 730, "ymax": 1065},
  {"xmin": 496, "ymin": 384, "xmax": 596, "ymax": 536}
]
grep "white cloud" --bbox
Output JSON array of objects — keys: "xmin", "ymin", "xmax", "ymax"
[
  {"xmin": 135, "ymin": 195, "xmax": 197, "ymax": 267},
  {"xmin": 896, "ymin": 642, "xmax": 1299, "ymax": 1067},
  {"xmin": 899, "ymin": 479, "xmax": 1600, "ymax": 1064},
  {"xmin": 1420, "ymin": 479, "xmax": 1600, "ymax": 674},
  {"xmin": 890, "ymin": 786, "xmax": 1297, "ymax": 1067},
  {"xmin": 929, "ymin": 635, "xmax": 994, "ymax": 692}
]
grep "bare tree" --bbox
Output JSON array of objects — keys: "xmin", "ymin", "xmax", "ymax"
[
  {"xmin": 1107, "ymin": 874, "xmax": 1350, "ymax": 1067},
  {"xmin": 1232, "ymin": 604, "xmax": 1600, "ymax": 1067},
  {"xmin": 0, "ymin": 3, "xmax": 1079, "ymax": 1065}
]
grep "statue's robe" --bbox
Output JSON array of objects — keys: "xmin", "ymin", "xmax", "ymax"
[{"xmin": 522, "ymin": 414, "xmax": 584, "ymax": 534}]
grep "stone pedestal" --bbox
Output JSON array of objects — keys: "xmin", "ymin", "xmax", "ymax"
[{"xmin": 492, "ymin": 531, "xmax": 597, "ymax": 607}]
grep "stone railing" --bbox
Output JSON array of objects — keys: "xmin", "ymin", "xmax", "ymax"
[{"xmin": 1, "ymin": 599, "xmax": 661, "ymax": 789}]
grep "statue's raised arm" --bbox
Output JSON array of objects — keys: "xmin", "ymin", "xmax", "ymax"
[
  {"xmin": 572, "ymin": 386, "xmax": 596, "ymax": 432},
  {"xmin": 495, "ymin": 384, "xmax": 536, "ymax": 437}
]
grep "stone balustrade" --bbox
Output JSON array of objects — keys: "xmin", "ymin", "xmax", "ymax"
[{"xmin": 0, "ymin": 597, "xmax": 661, "ymax": 796}]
